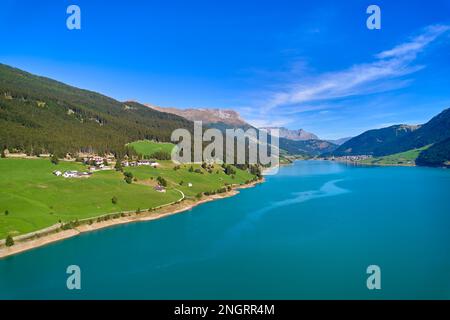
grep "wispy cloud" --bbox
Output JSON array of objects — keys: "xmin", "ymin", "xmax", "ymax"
[
  {"xmin": 263, "ymin": 24, "xmax": 450, "ymax": 110},
  {"xmin": 376, "ymin": 25, "xmax": 450, "ymax": 59}
]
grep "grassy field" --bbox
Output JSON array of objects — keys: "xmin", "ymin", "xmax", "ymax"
[
  {"xmin": 127, "ymin": 140, "xmax": 175, "ymax": 156},
  {"xmin": 359, "ymin": 146, "xmax": 430, "ymax": 166},
  {"xmin": 0, "ymin": 158, "xmax": 255, "ymax": 239},
  {"xmin": 128, "ymin": 161, "xmax": 255, "ymax": 198}
]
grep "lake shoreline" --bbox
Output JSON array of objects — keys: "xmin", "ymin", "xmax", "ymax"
[
  {"xmin": 314, "ymin": 158, "xmax": 417, "ymax": 167},
  {"xmin": 0, "ymin": 178, "xmax": 264, "ymax": 259}
]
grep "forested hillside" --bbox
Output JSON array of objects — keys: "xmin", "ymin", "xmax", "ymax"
[
  {"xmin": 0, "ymin": 64, "xmax": 193, "ymax": 157},
  {"xmin": 416, "ymin": 137, "xmax": 450, "ymax": 167},
  {"xmin": 331, "ymin": 108, "xmax": 450, "ymax": 158},
  {"xmin": 331, "ymin": 125, "xmax": 419, "ymax": 157},
  {"xmin": 385, "ymin": 108, "xmax": 450, "ymax": 154}
]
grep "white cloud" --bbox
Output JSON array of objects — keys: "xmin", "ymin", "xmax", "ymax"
[
  {"xmin": 263, "ymin": 24, "xmax": 450, "ymax": 110},
  {"xmin": 376, "ymin": 25, "xmax": 450, "ymax": 59}
]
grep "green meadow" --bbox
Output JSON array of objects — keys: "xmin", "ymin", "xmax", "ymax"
[
  {"xmin": 359, "ymin": 146, "xmax": 430, "ymax": 166},
  {"xmin": 0, "ymin": 157, "xmax": 255, "ymax": 239},
  {"xmin": 127, "ymin": 140, "xmax": 175, "ymax": 156},
  {"xmin": 128, "ymin": 161, "xmax": 255, "ymax": 198}
]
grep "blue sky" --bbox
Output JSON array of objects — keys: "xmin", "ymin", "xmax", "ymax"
[{"xmin": 1, "ymin": 0, "xmax": 450, "ymax": 139}]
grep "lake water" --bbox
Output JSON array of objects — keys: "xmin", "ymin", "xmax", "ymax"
[{"xmin": 1, "ymin": 160, "xmax": 450, "ymax": 299}]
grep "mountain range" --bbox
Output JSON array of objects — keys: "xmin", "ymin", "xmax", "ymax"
[
  {"xmin": 259, "ymin": 127, "xmax": 319, "ymax": 141},
  {"xmin": 326, "ymin": 137, "xmax": 353, "ymax": 146},
  {"xmin": 0, "ymin": 63, "xmax": 335, "ymax": 158},
  {"xmin": 150, "ymin": 105, "xmax": 251, "ymax": 130},
  {"xmin": 330, "ymin": 108, "xmax": 450, "ymax": 166},
  {"xmin": 1, "ymin": 63, "xmax": 448, "ymax": 166},
  {"xmin": 152, "ymin": 106, "xmax": 338, "ymax": 156},
  {"xmin": 332, "ymin": 124, "xmax": 420, "ymax": 156}
]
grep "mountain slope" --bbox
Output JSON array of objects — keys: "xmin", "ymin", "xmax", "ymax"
[
  {"xmin": 327, "ymin": 137, "xmax": 352, "ymax": 146},
  {"xmin": 279, "ymin": 138, "xmax": 337, "ymax": 156},
  {"xmin": 332, "ymin": 125, "xmax": 419, "ymax": 156},
  {"xmin": 259, "ymin": 127, "xmax": 319, "ymax": 141},
  {"xmin": 332, "ymin": 108, "xmax": 450, "ymax": 157},
  {"xmin": 151, "ymin": 106, "xmax": 337, "ymax": 156},
  {"xmin": 149, "ymin": 105, "xmax": 251, "ymax": 129},
  {"xmin": 416, "ymin": 137, "xmax": 450, "ymax": 167},
  {"xmin": 0, "ymin": 64, "xmax": 193, "ymax": 156},
  {"xmin": 358, "ymin": 146, "xmax": 429, "ymax": 166},
  {"xmin": 386, "ymin": 108, "xmax": 450, "ymax": 154}
]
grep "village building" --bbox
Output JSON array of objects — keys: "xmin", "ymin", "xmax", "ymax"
[
  {"xmin": 150, "ymin": 162, "xmax": 160, "ymax": 168},
  {"xmin": 61, "ymin": 171, "xmax": 92, "ymax": 178},
  {"xmin": 63, "ymin": 171, "xmax": 78, "ymax": 178},
  {"xmin": 330, "ymin": 155, "xmax": 373, "ymax": 162},
  {"xmin": 82, "ymin": 156, "xmax": 108, "ymax": 166},
  {"xmin": 154, "ymin": 185, "xmax": 166, "ymax": 193},
  {"xmin": 133, "ymin": 160, "xmax": 161, "ymax": 167}
]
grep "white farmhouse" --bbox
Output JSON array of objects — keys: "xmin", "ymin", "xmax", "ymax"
[
  {"xmin": 154, "ymin": 185, "xmax": 166, "ymax": 193},
  {"xmin": 63, "ymin": 171, "xmax": 78, "ymax": 178},
  {"xmin": 53, "ymin": 170, "xmax": 62, "ymax": 177}
]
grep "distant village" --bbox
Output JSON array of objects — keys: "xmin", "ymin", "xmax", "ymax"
[{"xmin": 324, "ymin": 155, "xmax": 373, "ymax": 163}]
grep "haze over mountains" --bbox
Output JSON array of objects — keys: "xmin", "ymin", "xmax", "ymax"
[
  {"xmin": 326, "ymin": 137, "xmax": 353, "ymax": 146},
  {"xmin": 259, "ymin": 127, "xmax": 318, "ymax": 141},
  {"xmin": 259, "ymin": 127, "xmax": 351, "ymax": 146}
]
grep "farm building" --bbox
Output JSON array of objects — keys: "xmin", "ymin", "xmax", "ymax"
[
  {"xmin": 154, "ymin": 185, "xmax": 166, "ymax": 193},
  {"xmin": 62, "ymin": 171, "xmax": 92, "ymax": 178}
]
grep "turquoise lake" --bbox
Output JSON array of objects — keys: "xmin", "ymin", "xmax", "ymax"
[{"xmin": 1, "ymin": 160, "xmax": 450, "ymax": 299}]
